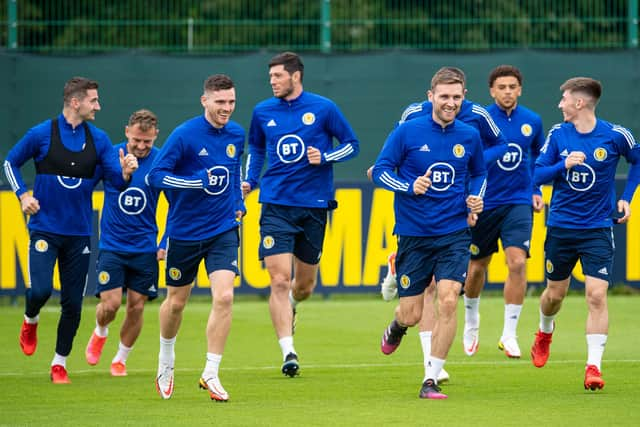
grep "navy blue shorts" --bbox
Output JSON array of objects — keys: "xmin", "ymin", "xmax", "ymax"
[
  {"xmin": 258, "ymin": 203, "xmax": 328, "ymax": 265},
  {"xmin": 395, "ymin": 229, "xmax": 471, "ymax": 298},
  {"xmin": 95, "ymin": 250, "xmax": 159, "ymax": 300},
  {"xmin": 470, "ymin": 204, "xmax": 532, "ymax": 259},
  {"xmin": 544, "ymin": 226, "xmax": 614, "ymax": 283},
  {"xmin": 165, "ymin": 228, "xmax": 239, "ymax": 287}
]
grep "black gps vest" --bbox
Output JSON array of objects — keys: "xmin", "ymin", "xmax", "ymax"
[{"xmin": 35, "ymin": 117, "xmax": 98, "ymax": 178}]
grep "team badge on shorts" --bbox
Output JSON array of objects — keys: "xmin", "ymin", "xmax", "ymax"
[
  {"xmin": 302, "ymin": 112, "xmax": 316, "ymax": 125},
  {"xmin": 226, "ymin": 144, "xmax": 236, "ymax": 158},
  {"xmin": 262, "ymin": 235, "xmax": 275, "ymax": 249},
  {"xmin": 169, "ymin": 267, "xmax": 182, "ymax": 281},
  {"xmin": 593, "ymin": 147, "xmax": 607, "ymax": 161},
  {"xmin": 545, "ymin": 259, "xmax": 554, "ymax": 274},
  {"xmin": 469, "ymin": 244, "xmax": 480, "ymax": 256},
  {"xmin": 98, "ymin": 271, "xmax": 110, "ymax": 285},
  {"xmin": 453, "ymin": 144, "xmax": 465, "ymax": 158},
  {"xmin": 34, "ymin": 239, "xmax": 48, "ymax": 253},
  {"xmin": 520, "ymin": 124, "xmax": 533, "ymax": 137},
  {"xmin": 399, "ymin": 274, "xmax": 411, "ymax": 289}
]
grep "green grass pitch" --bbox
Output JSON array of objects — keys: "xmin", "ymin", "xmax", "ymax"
[{"xmin": 1, "ymin": 294, "xmax": 639, "ymax": 426}]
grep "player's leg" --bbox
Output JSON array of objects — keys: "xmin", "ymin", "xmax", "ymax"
[
  {"xmin": 20, "ymin": 231, "xmax": 59, "ymax": 356},
  {"xmin": 462, "ymin": 256, "xmax": 490, "ymax": 356},
  {"xmin": 417, "ymin": 280, "xmax": 449, "ymax": 382},
  {"xmin": 289, "ymin": 206, "xmax": 328, "ymax": 321},
  {"xmin": 581, "ymin": 229, "xmax": 613, "ymax": 390},
  {"xmin": 111, "ymin": 252, "xmax": 158, "ymax": 376},
  {"xmin": 156, "ymin": 284, "xmax": 191, "ymax": 398},
  {"xmin": 421, "ymin": 279, "xmax": 462, "ymax": 399},
  {"xmin": 86, "ymin": 287, "xmax": 122, "ymax": 365},
  {"xmin": 156, "ymin": 238, "xmax": 199, "ymax": 399},
  {"xmin": 291, "ymin": 257, "xmax": 319, "ymax": 304},
  {"xmin": 199, "ymin": 269, "xmax": 235, "ymax": 401},
  {"xmin": 382, "ymin": 236, "xmax": 432, "ymax": 356},
  {"xmin": 107, "ymin": 289, "xmax": 147, "ymax": 376},
  {"xmin": 52, "ymin": 235, "xmax": 91, "ymax": 383},
  {"xmin": 265, "ymin": 253, "xmax": 295, "ymax": 328},
  {"xmin": 498, "ymin": 204, "xmax": 533, "ymax": 358},
  {"xmin": 583, "ymin": 275, "xmax": 608, "ymax": 390},
  {"xmin": 381, "ymin": 293, "xmax": 423, "ymax": 355},
  {"xmin": 199, "ymin": 229, "xmax": 239, "ymax": 400},
  {"xmin": 464, "ymin": 209, "xmax": 501, "ymax": 356},
  {"xmin": 499, "ymin": 246, "xmax": 527, "ymax": 358},
  {"xmin": 531, "ymin": 227, "xmax": 575, "ymax": 368}
]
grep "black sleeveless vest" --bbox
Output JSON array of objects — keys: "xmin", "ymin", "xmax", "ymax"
[{"xmin": 35, "ymin": 117, "xmax": 98, "ymax": 178}]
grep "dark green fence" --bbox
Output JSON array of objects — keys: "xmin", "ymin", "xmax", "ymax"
[{"xmin": 2, "ymin": 0, "xmax": 638, "ymax": 52}]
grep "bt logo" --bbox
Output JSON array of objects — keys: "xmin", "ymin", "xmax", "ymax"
[
  {"xmin": 276, "ymin": 134, "xmax": 305, "ymax": 163},
  {"xmin": 565, "ymin": 163, "xmax": 596, "ymax": 192},
  {"xmin": 427, "ymin": 162, "xmax": 456, "ymax": 191},
  {"xmin": 118, "ymin": 187, "xmax": 147, "ymax": 215},
  {"xmin": 497, "ymin": 143, "xmax": 523, "ymax": 171},
  {"xmin": 205, "ymin": 166, "xmax": 230, "ymax": 195}
]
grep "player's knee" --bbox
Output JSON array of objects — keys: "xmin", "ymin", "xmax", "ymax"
[
  {"xmin": 438, "ymin": 294, "xmax": 458, "ymax": 316},
  {"xmin": 214, "ymin": 289, "xmax": 234, "ymax": 308},
  {"xmin": 586, "ymin": 289, "xmax": 607, "ymax": 311},
  {"xmin": 293, "ymin": 277, "xmax": 317, "ymax": 299},
  {"xmin": 399, "ymin": 310, "xmax": 421, "ymax": 327},
  {"xmin": 507, "ymin": 256, "xmax": 526, "ymax": 275},
  {"xmin": 29, "ymin": 286, "xmax": 53, "ymax": 305},
  {"xmin": 165, "ymin": 296, "xmax": 187, "ymax": 314},
  {"xmin": 270, "ymin": 275, "xmax": 291, "ymax": 294},
  {"xmin": 125, "ymin": 301, "xmax": 144, "ymax": 318}
]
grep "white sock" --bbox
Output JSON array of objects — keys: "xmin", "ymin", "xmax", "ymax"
[
  {"xmin": 278, "ymin": 336, "xmax": 296, "ymax": 359},
  {"xmin": 464, "ymin": 296, "xmax": 480, "ymax": 327},
  {"xmin": 502, "ymin": 304, "xmax": 523, "ymax": 338},
  {"xmin": 113, "ymin": 341, "xmax": 133, "ymax": 364},
  {"xmin": 586, "ymin": 334, "xmax": 607, "ymax": 370},
  {"xmin": 52, "ymin": 353, "xmax": 67, "ymax": 368},
  {"xmin": 424, "ymin": 357, "xmax": 445, "ymax": 384},
  {"xmin": 24, "ymin": 314, "xmax": 39, "ymax": 324},
  {"xmin": 418, "ymin": 331, "xmax": 432, "ymax": 372},
  {"xmin": 159, "ymin": 335, "xmax": 176, "ymax": 365},
  {"xmin": 203, "ymin": 353, "xmax": 222, "ymax": 378},
  {"xmin": 95, "ymin": 322, "xmax": 108, "ymax": 338},
  {"xmin": 289, "ymin": 290, "xmax": 299, "ymax": 309},
  {"xmin": 539, "ymin": 310, "xmax": 555, "ymax": 334}
]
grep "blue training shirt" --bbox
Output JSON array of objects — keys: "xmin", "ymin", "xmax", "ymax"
[
  {"xmin": 147, "ymin": 115, "xmax": 245, "ymax": 241},
  {"xmin": 398, "ymin": 99, "xmax": 507, "ymax": 167},
  {"xmin": 372, "ymin": 116, "xmax": 487, "ymax": 237},
  {"xmin": 98, "ymin": 143, "xmax": 162, "ymax": 253},
  {"xmin": 535, "ymin": 119, "xmax": 640, "ymax": 229},
  {"xmin": 245, "ymin": 91, "xmax": 359, "ymax": 208},
  {"xmin": 3, "ymin": 114, "xmax": 127, "ymax": 236},
  {"xmin": 485, "ymin": 103, "xmax": 545, "ymax": 210}
]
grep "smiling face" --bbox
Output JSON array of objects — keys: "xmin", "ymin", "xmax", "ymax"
[
  {"xmin": 74, "ymin": 89, "xmax": 101, "ymax": 121},
  {"xmin": 125, "ymin": 123, "xmax": 158, "ymax": 158},
  {"xmin": 201, "ymin": 87, "xmax": 236, "ymax": 128},
  {"xmin": 428, "ymin": 82, "xmax": 465, "ymax": 127},
  {"xmin": 558, "ymin": 89, "xmax": 580, "ymax": 123},
  {"xmin": 490, "ymin": 76, "xmax": 521, "ymax": 112}
]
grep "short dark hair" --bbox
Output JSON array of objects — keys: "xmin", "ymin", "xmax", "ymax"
[
  {"xmin": 128, "ymin": 109, "xmax": 158, "ymax": 132},
  {"xmin": 560, "ymin": 77, "xmax": 602, "ymax": 104},
  {"xmin": 63, "ymin": 77, "xmax": 98, "ymax": 105},
  {"xmin": 203, "ymin": 74, "xmax": 235, "ymax": 93},
  {"xmin": 430, "ymin": 66, "xmax": 465, "ymax": 90},
  {"xmin": 488, "ymin": 65, "xmax": 523, "ymax": 87},
  {"xmin": 269, "ymin": 51, "xmax": 304, "ymax": 82}
]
